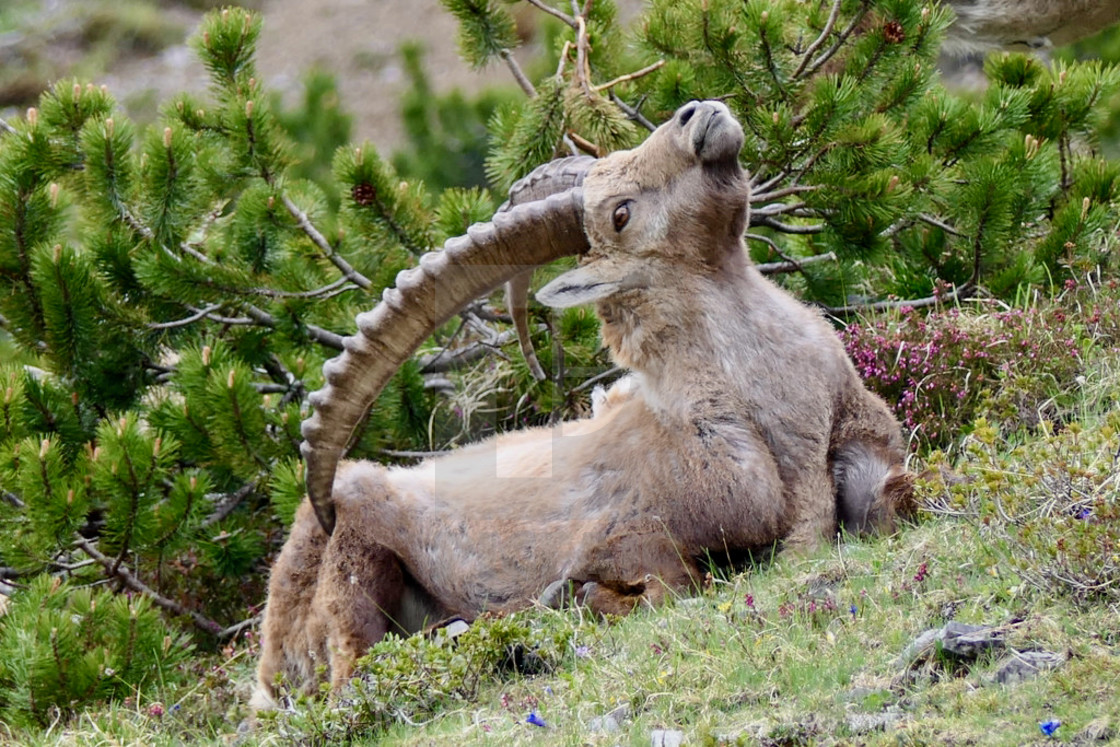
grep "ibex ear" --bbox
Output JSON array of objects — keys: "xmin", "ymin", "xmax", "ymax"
[{"xmin": 536, "ymin": 266, "xmax": 623, "ymax": 308}]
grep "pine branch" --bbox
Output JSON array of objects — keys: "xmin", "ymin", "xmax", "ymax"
[
  {"xmin": 239, "ymin": 303, "xmax": 345, "ymax": 349},
  {"xmin": 190, "ymin": 307, "xmax": 255, "ymax": 325},
  {"xmin": 570, "ymin": 365, "xmax": 623, "ymax": 392},
  {"xmin": 822, "ymin": 283, "xmax": 975, "ymax": 315},
  {"xmin": 74, "ymin": 537, "xmax": 223, "ymax": 635},
  {"xmin": 177, "ymin": 302, "xmax": 345, "ymax": 349},
  {"xmin": 280, "ymin": 194, "xmax": 371, "ymax": 290},
  {"xmin": 793, "ymin": 0, "xmax": 842, "ymax": 79},
  {"xmin": 217, "ymin": 614, "xmax": 261, "ymax": 641},
  {"xmin": 917, "ymin": 213, "xmax": 964, "ymax": 237},
  {"xmin": 751, "ymin": 170, "xmax": 789, "ymax": 193},
  {"xmin": 567, "ymin": 130, "xmax": 603, "ymax": 157},
  {"xmin": 500, "ymin": 49, "xmax": 537, "ymax": 98},
  {"xmin": 803, "ymin": 0, "xmax": 872, "ymax": 79},
  {"xmin": 752, "ymin": 216, "xmax": 826, "ymax": 234},
  {"xmin": 242, "ymin": 277, "xmax": 359, "ymax": 300},
  {"xmin": 524, "ymin": 0, "xmax": 577, "ymax": 28},
  {"xmin": 200, "ymin": 481, "xmax": 257, "ymax": 528},
  {"xmin": 592, "ymin": 60, "xmax": 666, "ymax": 93},
  {"xmin": 756, "ymin": 252, "xmax": 838, "ymax": 275},
  {"xmin": 610, "ymin": 93, "xmax": 657, "ymax": 132},
  {"xmin": 750, "ymin": 184, "xmax": 821, "ymax": 203},
  {"xmin": 148, "ymin": 304, "xmax": 221, "ymax": 330},
  {"xmin": 417, "ymin": 328, "xmax": 521, "ymax": 373},
  {"xmin": 752, "ymin": 201, "xmax": 810, "ymax": 217}
]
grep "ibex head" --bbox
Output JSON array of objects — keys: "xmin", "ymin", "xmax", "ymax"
[
  {"xmin": 538, "ymin": 101, "xmax": 748, "ymax": 309},
  {"xmin": 301, "ymin": 101, "xmax": 747, "ymax": 535}
]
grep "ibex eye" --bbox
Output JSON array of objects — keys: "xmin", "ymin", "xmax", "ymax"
[{"xmin": 612, "ymin": 202, "xmax": 631, "ymax": 232}]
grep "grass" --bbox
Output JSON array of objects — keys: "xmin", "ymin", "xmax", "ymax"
[
  {"xmin": 3, "ymin": 295, "xmax": 1119, "ymax": 745},
  {"xmin": 19, "ymin": 509, "xmax": 1117, "ymax": 746},
  {"xmin": 11, "ymin": 430, "xmax": 1118, "ymax": 744}
]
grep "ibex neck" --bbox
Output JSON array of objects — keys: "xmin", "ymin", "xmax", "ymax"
[{"xmin": 596, "ymin": 243, "xmax": 765, "ymax": 393}]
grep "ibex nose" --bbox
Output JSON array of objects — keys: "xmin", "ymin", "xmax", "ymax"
[
  {"xmin": 677, "ymin": 102, "xmax": 699, "ymax": 127},
  {"xmin": 677, "ymin": 101, "xmax": 741, "ymax": 162}
]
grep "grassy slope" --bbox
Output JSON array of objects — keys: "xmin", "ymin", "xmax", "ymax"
[
  {"xmin": 6, "ymin": 289, "xmax": 1119, "ymax": 745},
  {"xmin": 17, "ymin": 369, "xmax": 1117, "ymax": 746},
  {"xmin": 31, "ymin": 512, "xmax": 1117, "ymax": 746}
]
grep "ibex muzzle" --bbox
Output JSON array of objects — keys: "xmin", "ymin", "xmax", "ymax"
[{"xmin": 254, "ymin": 101, "xmax": 913, "ymax": 708}]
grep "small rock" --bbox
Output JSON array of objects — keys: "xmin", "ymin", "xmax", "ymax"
[
  {"xmin": 676, "ymin": 597, "xmax": 707, "ymax": 608},
  {"xmin": 939, "ymin": 621, "xmax": 1004, "ymax": 657},
  {"xmin": 846, "ymin": 709, "xmax": 903, "ymax": 734},
  {"xmin": 896, "ymin": 622, "xmax": 1004, "ymax": 669},
  {"xmin": 842, "ymin": 686, "xmax": 892, "ymax": 704},
  {"xmin": 992, "ymin": 649, "xmax": 1067, "ymax": 685},
  {"xmin": 1076, "ymin": 717, "xmax": 1115, "ymax": 742},
  {"xmin": 442, "ymin": 619, "xmax": 471, "ymax": 639},
  {"xmin": 588, "ymin": 705, "xmax": 631, "ymax": 734},
  {"xmin": 651, "ymin": 728, "xmax": 685, "ymax": 746}
]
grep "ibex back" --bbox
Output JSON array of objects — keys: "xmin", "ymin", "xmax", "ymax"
[{"xmin": 253, "ymin": 101, "xmax": 914, "ymax": 708}]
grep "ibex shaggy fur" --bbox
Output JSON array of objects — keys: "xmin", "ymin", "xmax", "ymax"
[{"xmin": 253, "ymin": 101, "xmax": 914, "ymax": 708}]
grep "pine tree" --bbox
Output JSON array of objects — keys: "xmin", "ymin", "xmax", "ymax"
[{"xmin": 0, "ymin": 0, "xmax": 1118, "ymax": 722}]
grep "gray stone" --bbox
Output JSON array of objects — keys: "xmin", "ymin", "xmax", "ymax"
[
  {"xmin": 439, "ymin": 619, "xmax": 471, "ymax": 639},
  {"xmin": 846, "ymin": 709, "xmax": 903, "ymax": 734},
  {"xmin": 992, "ymin": 649, "xmax": 1067, "ymax": 685},
  {"xmin": 651, "ymin": 728, "xmax": 685, "ymax": 746},
  {"xmin": 939, "ymin": 621, "xmax": 1004, "ymax": 657},
  {"xmin": 896, "ymin": 622, "xmax": 1004, "ymax": 669},
  {"xmin": 842, "ymin": 686, "xmax": 892, "ymax": 704},
  {"xmin": 1076, "ymin": 717, "xmax": 1115, "ymax": 742},
  {"xmin": 588, "ymin": 705, "xmax": 631, "ymax": 734}
]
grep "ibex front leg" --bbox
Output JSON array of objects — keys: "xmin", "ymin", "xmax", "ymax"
[{"xmin": 311, "ymin": 468, "xmax": 410, "ymax": 691}]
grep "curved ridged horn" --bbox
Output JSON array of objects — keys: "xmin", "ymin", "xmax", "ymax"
[
  {"xmin": 500, "ymin": 156, "xmax": 596, "ymax": 380},
  {"xmin": 302, "ymin": 188, "xmax": 590, "ymax": 534}
]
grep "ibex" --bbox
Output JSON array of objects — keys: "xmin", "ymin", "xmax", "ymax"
[
  {"xmin": 253, "ymin": 101, "xmax": 913, "ymax": 708},
  {"xmin": 944, "ymin": 0, "xmax": 1120, "ymax": 53}
]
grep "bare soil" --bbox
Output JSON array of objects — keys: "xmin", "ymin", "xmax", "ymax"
[{"xmin": 96, "ymin": 0, "xmax": 535, "ymax": 155}]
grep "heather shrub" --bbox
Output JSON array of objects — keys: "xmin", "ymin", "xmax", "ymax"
[{"xmin": 841, "ymin": 280, "xmax": 1120, "ymax": 450}]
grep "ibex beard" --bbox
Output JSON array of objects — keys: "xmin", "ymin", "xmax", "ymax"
[{"xmin": 252, "ymin": 101, "xmax": 914, "ymax": 709}]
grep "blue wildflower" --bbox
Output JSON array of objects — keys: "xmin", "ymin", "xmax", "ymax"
[
  {"xmin": 574, "ymin": 645, "xmax": 591, "ymax": 659},
  {"xmin": 1040, "ymin": 719, "xmax": 1060, "ymax": 737},
  {"xmin": 849, "ymin": 604, "xmax": 858, "ymax": 616},
  {"xmin": 526, "ymin": 712, "xmax": 547, "ymax": 727}
]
